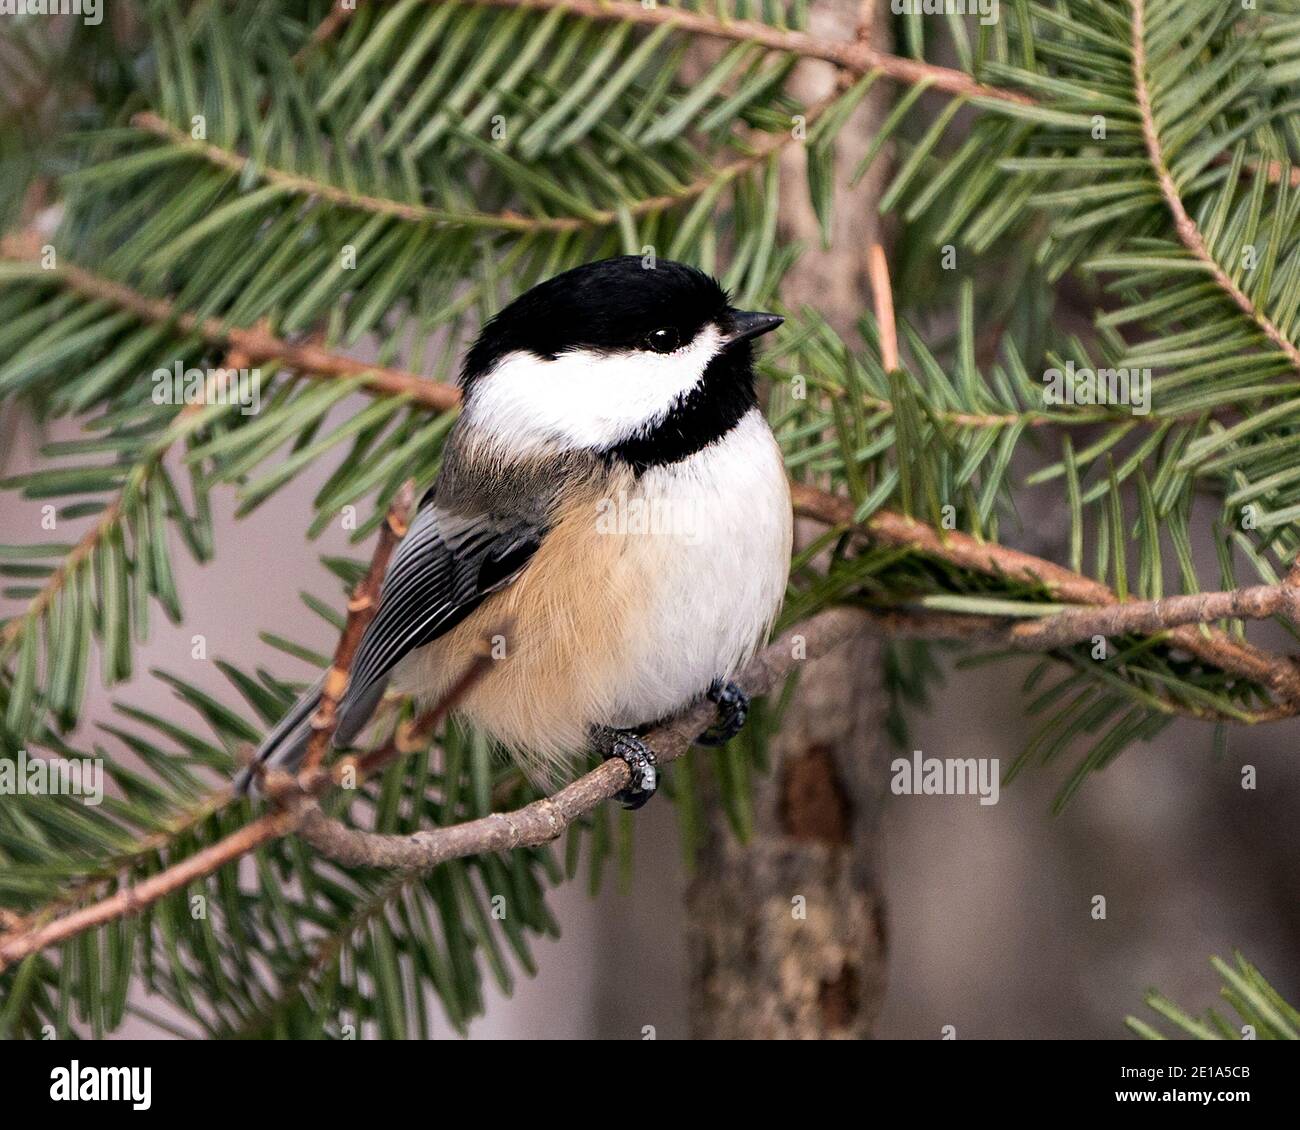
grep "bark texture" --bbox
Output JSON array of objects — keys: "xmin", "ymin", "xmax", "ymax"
[
  {"xmin": 685, "ymin": 0, "xmax": 893, "ymax": 1039},
  {"xmin": 686, "ymin": 630, "xmax": 890, "ymax": 1038}
]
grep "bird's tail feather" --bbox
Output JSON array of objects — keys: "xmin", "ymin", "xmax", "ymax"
[{"xmin": 234, "ymin": 674, "xmax": 389, "ymax": 794}]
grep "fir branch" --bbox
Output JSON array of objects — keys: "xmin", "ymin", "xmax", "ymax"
[
  {"xmin": 128, "ymin": 104, "xmax": 825, "ymax": 234},
  {"xmin": 0, "ymin": 488, "xmax": 123, "ymax": 656},
  {"xmin": 1131, "ymin": 0, "xmax": 1300, "ymax": 374},
  {"xmin": 0, "ymin": 806, "xmax": 300, "ymax": 974},
  {"xmin": 789, "ymin": 483, "xmax": 1300, "ymax": 714},
  {"xmin": 0, "ymin": 237, "xmax": 460, "ymax": 411},
  {"xmin": 300, "ymin": 480, "xmax": 415, "ymax": 774},
  {"xmin": 293, "ymin": 0, "xmax": 357, "ymax": 66},
  {"xmin": 866, "ymin": 581, "xmax": 1300, "ymax": 659},
  {"xmin": 227, "ymin": 870, "xmax": 414, "ymax": 1039},
  {"xmin": 830, "ymin": 390, "xmax": 1201, "ymax": 431},
  {"xmin": 464, "ymin": 0, "xmax": 1035, "ymax": 106},
  {"xmin": 0, "ymin": 358, "xmax": 232, "ymax": 663},
  {"xmin": 0, "ymin": 786, "xmax": 239, "ymax": 940},
  {"xmin": 128, "ymin": 111, "xmax": 585, "ymax": 233}
]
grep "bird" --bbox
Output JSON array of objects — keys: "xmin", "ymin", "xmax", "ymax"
[{"xmin": 237, "ymin": 256, "xmax": 792, "ymax": 808}]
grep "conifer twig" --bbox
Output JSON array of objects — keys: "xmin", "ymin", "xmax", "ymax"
[
  {"xmin": 0, "ymin": 236, "xmax": 460, "ymax": 410},
  {"xmin": 790, "ymin": 484, "xmax": 1300, "ymax": 712},
  {"xmin": 300, "ymin": 481, "xmax": 416, "ymax": 774},
  {"xmin": 0, "ymin": 355, "xmax": 249, "ymax": 657},
  {"xmin": 293, "ymin": 0, "xmax": 357, "ymax": 64},
  {"xmin": 865, "ymin": 581, "xmax": 1300, "ymax": 652},
  {"xmin": 466, "ymin": 0, "xmax": 1036, "ymax": 106},
  {"xmin": 128, "ymin": 102, "xmax": 829, "ymax": 233},
  {"xmin": 0, "ymin": 807, "xmax": 300, "ymax": 973},
  {"xmin": 1130, "ymin": 0, "xmax": 1300, "ymax": 374}
]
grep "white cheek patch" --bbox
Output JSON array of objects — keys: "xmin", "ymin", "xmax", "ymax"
[{"xmin": 463, "ymin": 326, "xmax": 724, "ymax": 452}]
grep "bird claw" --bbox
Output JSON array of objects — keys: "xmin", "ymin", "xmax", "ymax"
[
  {"xmin": 598, "ymin": 730, "xmax": 658, "ymax": 810},
  {"xmin": 696, "ymin": 679, "xmax": 749, "ymax": 747}
]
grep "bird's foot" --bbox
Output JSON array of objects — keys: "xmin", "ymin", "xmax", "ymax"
[
  {"xmin": 594, "ymin": 729, "xmax": 658, "ymax": 810},
  {"xmin": 696, "ymin": 679, "xmax": 749, "ymax": 747}
]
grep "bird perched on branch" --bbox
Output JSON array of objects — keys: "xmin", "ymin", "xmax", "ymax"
[{"xmin": 239, "ymin": 256, "xmax": 792, "ymax": 807}]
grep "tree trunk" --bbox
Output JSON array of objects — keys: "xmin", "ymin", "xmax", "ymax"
[{"xmin": 685, "ymin": 0, "xmax": 893, "ymax": 1040}]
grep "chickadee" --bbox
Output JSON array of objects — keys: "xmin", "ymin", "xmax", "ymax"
[{"xmin": 239, "ymin": 256, "xmax": 792, "ymax": 808}]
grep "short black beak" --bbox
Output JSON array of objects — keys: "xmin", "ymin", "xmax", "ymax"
[{"xmin": 728, "ymin": 310, "xmax": 784, "ymax": 344}]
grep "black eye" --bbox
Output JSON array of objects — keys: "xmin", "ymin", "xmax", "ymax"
[{"xmin": 644, "ymin": 327, "xmax": 681, "ymax": 354}]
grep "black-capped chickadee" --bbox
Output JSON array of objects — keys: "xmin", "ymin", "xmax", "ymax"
[{"xmin": 239, "ymin": 256, "xmax": 792, "ymax": 807}]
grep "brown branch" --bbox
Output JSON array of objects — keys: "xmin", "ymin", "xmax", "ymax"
[
  {"xmin": 868, "ymin": 584, "xmax": 1300, "ymax": 654},
  {"xmin": 299, "ymin": 481, "xmax": 416, "ymax": 774},
  {"xmin": 0, "ymin": 237, "xmax": 461, "ymax": 412},
  {"xmin": 791, "ymin": 482, "xmax": 1300, "ymax": 711},
  {"xmin": 350, "ymin": 646, "xmax": 502, "ymax": 779},
  {"xmin": 466, "ymin": 0, "xmax": 1035, "ymax": 106},
  {"xmin": 1246, "ymin": 156, "xmax": 1300, "ymax": 189},
  {"xmin": 294, "ymin": 608, "xmax": 866, "ymax": 870},
  {"xmin": 381, "ymin": 0, "xmax": 1294, "ymax": 191},
  {"xmin": 0, "ymin": 788, "xmax": 240, "ymax": 941},
  {"xmin": 292, "ymin": 0, "xmax": 358, "ymax": 65},
  {"xmin": 0, "ymin": 808, "xmax": 300, "ymax": 971},
  {"xmin": 791, "ymin": 481, "xmax": 1114, "ymax": 604},
  {"xmin": 130, "ymin": 100, "xmax": 822, "ymax": 234},
  {"xmin": 1130, "ymin": 0, "xmax": 1300, "ymax": 375},
  {"xmin": 1003, "ymin": 585, "xmax": 1300, "ymax": 650}
]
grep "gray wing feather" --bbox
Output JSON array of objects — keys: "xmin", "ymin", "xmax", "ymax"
[
  {"xmin": 237, "ymin": 498, "xmax": 542, "ymax": 792},
  {"xmin": 344, "ymin": 503, "xmax": 538, "ymax": 697}
]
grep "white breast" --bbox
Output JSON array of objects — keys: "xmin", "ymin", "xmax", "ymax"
[{"xmin": 599, "ymin": 409, "xmax": 793, "ymax": 728}]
